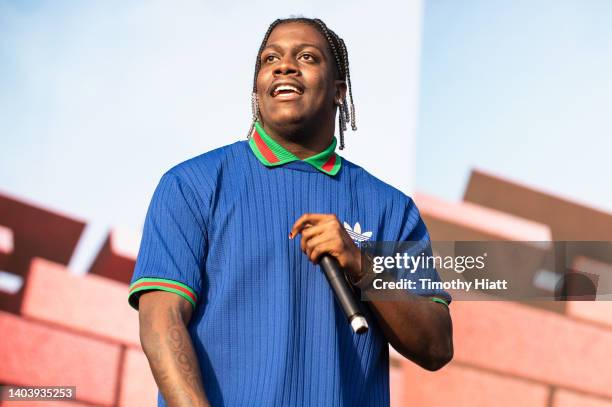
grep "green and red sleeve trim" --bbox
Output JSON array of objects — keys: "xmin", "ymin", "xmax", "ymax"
[
  {"xmin": 249, "ymin": 121, "xmax": 341, "ymax": 176},
  {"xmin": 430, "ymin": 297, "xmax": 449, "ymax": 307},
  {"xmin": 128, "ymin": 277, "xmax": 198, "ymax": 310}
]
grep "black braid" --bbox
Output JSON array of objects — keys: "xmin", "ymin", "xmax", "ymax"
[
  {"xmin": 338, "ymin": 37, "xmax": 357, "ymax": 131},
  {"xmin": 251, "ymin": 19, "xmax": 282, "ymax": 94},
  {"xmin": 248, "ymin": 17, "xmax": 357, "ymax": 149},
  {"xmin": 247, "ymin": 19, "xmax": 283, "ymax": 138}
]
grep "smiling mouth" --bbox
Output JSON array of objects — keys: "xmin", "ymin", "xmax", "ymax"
[{"xmin": 271, "ymin": 84, "xmax": 304, "ymax": 97}]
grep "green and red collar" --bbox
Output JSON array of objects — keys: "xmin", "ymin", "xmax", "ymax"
[{"xmin": 248, "ymin": 121, "xmax": 342, "ymax": 176}]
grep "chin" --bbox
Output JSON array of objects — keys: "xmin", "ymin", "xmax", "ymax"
[{"xmin": 266, "ymin": 110, "xmax": 307, "ymax": 130}]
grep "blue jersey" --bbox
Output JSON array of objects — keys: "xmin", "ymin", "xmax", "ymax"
[{"xmin": 129, "ymin": 123, "xmax": 450, "ymax": 407}]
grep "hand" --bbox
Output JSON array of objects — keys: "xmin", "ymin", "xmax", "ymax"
[{"xmin": 290, "ymin": 213, "xmax": 363, "ymax": 280}]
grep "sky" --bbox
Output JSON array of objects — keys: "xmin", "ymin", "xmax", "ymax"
[
  {"xmin": 417, "ymin": 0, "xmax": 612, "ymax": 212},
  {"xmin": 0, "ymin": 0, "xmax": 422, "ymax": 273},
  {"xmin": 1, "ymin": 1, "xmax": 611, "ymax": 277}
]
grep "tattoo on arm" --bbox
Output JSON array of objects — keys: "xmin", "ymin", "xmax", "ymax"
[
  {"xmin": 166, "ymin": 307, "xmax": 206, "ymax": 403},
  {"xmin": 141, "ymin": 302, "xmax": 208, "ymax": 407}
]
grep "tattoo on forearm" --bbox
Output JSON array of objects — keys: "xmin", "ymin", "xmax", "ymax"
[
  {"xmin": 166, "ymin": 308, "xmax": 205, "ymax": 403},
  {"xmin": 142, "ymin": 307, "xmax": 206, "ymax": 407}
]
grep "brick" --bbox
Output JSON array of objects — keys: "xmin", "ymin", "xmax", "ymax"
[
  {"xmin": 553, "ymin": 389, "xmax": 612, "ymax": 407},
  {"xmin": 572, "ymin": 256, "xmax": 612, "ymax": 302},
  {"xmin": 538, "ymin": 256, "xmax": 612, "ymax": 324},
  {"xmin": 394, "ymin": 361, "xmax": 549, "ymax": 407},
  {"xmin": 0, "ymin": 225, "xmax": 17, "ymax": 313},
  {"xmin": 464, "ymin": 169, "xmax": 612, "ymax": 241},
  {"xmin": 0, "ymin": 192, "xmax": 85, "ymax": 269},
  {"xmin": 21, "ymin": 258, "xmax": 139, "ymax": 346},
  {"xmin": 414, "ymin": 193, "xmax": 560, "ymax": 309},
  {"xmin": 389, "ymin": 346, "xmax": 406, "ymax": 407},
  {"xmin": 0, "ymin": 193, "xmax": 85, "ymax": 313},
  {"xmin": 389, "ymin": 364, "xmax": 405, "ymax": 407},
  {"xmin": 0, "ymin": 311, "xmax": 121, "ymax": 406},
  {"xmin": 566, "ymin": 301, "xmax": 612, "ymax": 328},
  {"xmin": 88, "ymin": 228, "xmax": 139, "ymax": 284},
  {"xmin": 452, "ymin": 300, "xmax": 612, "ymax": 398},
  {"xmin": 414, "ymin": 192, "xmax": 552, "ymax": 241},
  {"xmin": 118, "ymin": 348, "xmax": 158, "ymax": 407},
  {"xmin": 0, "ymin": 225, "xmax": 13, "ymax": 257},
  {"xmin": 0, "ymin": 290, "xmax": 23, "ymax": 315}
]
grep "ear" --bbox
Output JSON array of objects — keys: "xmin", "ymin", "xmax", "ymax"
[{"xmin": 334, "ymin": 80, "xmax": 347, "ymax": 105}]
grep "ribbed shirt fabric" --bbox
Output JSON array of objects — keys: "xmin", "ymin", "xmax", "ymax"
[{"xmin": 129, "ymin": 139, "xmax": 450, "ymax": 407}]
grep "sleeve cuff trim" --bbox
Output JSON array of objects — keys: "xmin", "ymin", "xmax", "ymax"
[
  {"xmin": 430, "ymin": 297, "xmax": 449, "ymax": 307},
  {"xmin": 129, "ymin": 278, "xmax": 198, "ymax": 308}
]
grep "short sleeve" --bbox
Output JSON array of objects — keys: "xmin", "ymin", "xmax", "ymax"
[
  {"xmin": 396, "ymin": 198, "xmax": 452, "ymax": 306},
  {"xmin": 128, "ymin": 171, "xmax": 207, "ymax": 310}
]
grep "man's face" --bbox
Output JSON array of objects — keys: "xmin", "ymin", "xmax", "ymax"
[{"xmin": 256, "ymin": 22, "xmax": 343, "ymax": 131}]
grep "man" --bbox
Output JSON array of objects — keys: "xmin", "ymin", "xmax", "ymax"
[{"xmin": 129, "ymin": 17, "xmax": 453, "ymax": 407}]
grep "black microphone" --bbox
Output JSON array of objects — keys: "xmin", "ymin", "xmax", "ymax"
[{"xmin": 319, "ymin": 255, "xmax": 369, "ymax": 334}]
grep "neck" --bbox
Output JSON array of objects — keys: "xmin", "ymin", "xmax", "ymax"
[{"xmin": 261, "ymin": 119, "xmax": 335, "ymax": 159}]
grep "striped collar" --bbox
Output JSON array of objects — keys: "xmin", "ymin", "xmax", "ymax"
[{"xmin": 248, "ymin": 121, "xmax": 341, "ymax": 176}]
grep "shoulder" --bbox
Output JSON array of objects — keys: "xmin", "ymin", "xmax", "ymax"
[
  {"xmin": 162, "ymin": 141, "xmax": 248, "ymax": 189},
  {"xmin": 150, "ymin": 141, "xmax": 247, "ymax": 208},
  {"xmin": 167, "ymin": 141, "xmax": 246, "ymax": 178},
  {"xmin": 341, "ymin": 158, "xmax": 425, "ymax": 241},
  {"xmin": 341, "ymin": 157, "xmax": 417, "ymax": 210}
]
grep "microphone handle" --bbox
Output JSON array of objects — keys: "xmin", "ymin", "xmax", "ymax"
[{"xmin": 319, "ymin": 255, "xmax": 369, "ymax": 334}]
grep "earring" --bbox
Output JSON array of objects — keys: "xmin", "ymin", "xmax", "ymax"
[
  {"xmin": 247, "ymin": 92, "xmax": 260, "ymax": 139},
  {"xmin": 338, "ymin": 102, "xmax": 346, "ymax": 150}
]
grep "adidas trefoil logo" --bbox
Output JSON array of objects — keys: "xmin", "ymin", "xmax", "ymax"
[{"xmin": 343, "ymin": 222, "xmax": 373, "ymax": 243}]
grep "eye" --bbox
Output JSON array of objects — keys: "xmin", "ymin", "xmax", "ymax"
[
  {"xmin": 263, "ymin": 54, "xmax": 278, "ymax": 63},
  {"xmin": 300, "ymin": 53, "xmax": 315, "ymax": 62}
]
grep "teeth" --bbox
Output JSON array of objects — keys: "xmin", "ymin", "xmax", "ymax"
[
  {"xmin": 273, "ymin": 84, "xmax": 302, "ymax": 96},
  {"xmin": 277, "ymin": 85, "xmax": 298, "ymax": 92}
]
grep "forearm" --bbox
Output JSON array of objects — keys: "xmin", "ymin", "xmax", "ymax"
[
  {"xmin": 354, "ymin": 263, "xmax": 453, "ymax": 371},
  {"xmin": 365, "ymin": 289, "xmax": 453, "ymax": 371},
  {"xmin": 139, "ymin": 295, "xmax": 210, "ymax": 407}
]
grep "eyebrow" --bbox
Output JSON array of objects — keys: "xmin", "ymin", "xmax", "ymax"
[{"xmin": 262, "ymin": 43, "xmax": 326, "ymax": 55}]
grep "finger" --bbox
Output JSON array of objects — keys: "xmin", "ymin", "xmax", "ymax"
[
  {"xmin": 291, "ymin": 213, "xmax": 329, "ymax": 237},
  {"xmin": 309, "ymin": 240, "xmax": 337, "ymax": 264},
  {"xmin": 304, "ymin": 234, "xmax": 336, "ymax": 262},
  {"xmin": 299, "ymin": 223, "xmax": 328, "ymax": 242},
  {"xmin": 290, "ymin": 213, "xmax": 334, "ymax": 238},
  {"xmin": 297, "ymin": 223, "xmax": 315, "ymax": 253},
  {"xmin": 300, "ymin": 222, "xmax": 340, "ymax": 254}
]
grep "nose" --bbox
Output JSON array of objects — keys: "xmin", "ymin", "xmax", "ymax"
[{"xmin": 273, "ymin": 55, "xmax": 299, "ymax": 76}]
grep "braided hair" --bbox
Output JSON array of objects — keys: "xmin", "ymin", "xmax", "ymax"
[{"xmin": 247, "ymin": 17, "xmax": 357, "ymax": 150}]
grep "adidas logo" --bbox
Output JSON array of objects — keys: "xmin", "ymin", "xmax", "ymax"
[{"xmin": 343, "ymin": 222, "xmax": 373, "ymax": 243}]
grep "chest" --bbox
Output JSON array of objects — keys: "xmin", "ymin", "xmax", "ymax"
[
  {"xmin": 208, "ymin": 167, "xmax": 381, "ymax": 257},
  {"xmin": 200, "ymin": 169, "xmax": 383, "ymax": 294}
]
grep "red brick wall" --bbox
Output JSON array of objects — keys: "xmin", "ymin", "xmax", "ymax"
[{"xmin": 2, "ymin": 172, "xmax": 612, "ymax": 406}]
